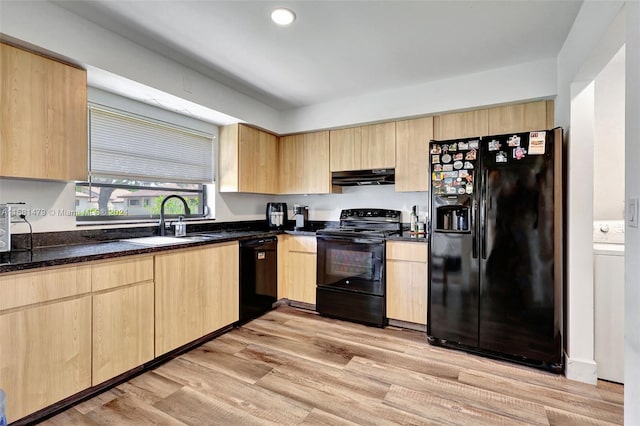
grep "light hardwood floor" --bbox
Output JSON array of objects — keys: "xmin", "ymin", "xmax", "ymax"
[{"xmin": 41, "ymin": 306, "xmax": 623, "ymax": 425}]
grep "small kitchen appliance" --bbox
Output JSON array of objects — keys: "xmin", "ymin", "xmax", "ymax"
[
  {"xmin": 266, "ymin": 202, "xmax": 287, "ymax": 230},
  {"xmin": 0, "ymin": 204, "xmax": 10, "ymax": 255},
  {"xmin": 293, "ymin": 205, "xmax": 308, "ymax": 231}
]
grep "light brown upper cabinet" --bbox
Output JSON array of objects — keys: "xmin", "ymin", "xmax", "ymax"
[
  {"xmin": 433, "ymin": 109, "xmax": 489, "ymax": 141},
  {"xmin": 330, "ymin": 122, "xmax": 395, "ymax": 171},
  {"xmin": 395, "ymin": 116, "xmax": 433, "ymax": 192},
  {"xmin": 219, "ymin": 123, "xmax": 278, "ymax": 194},
  {"xmin": 0, "ymin": 42, "xmax": 88, "ymax": 181},
  {"xmin": 488, "ymin": 100, "xmax": 554, "ymax": 135},
  {"xmin": 279, "ymin": 131, "xmax": 330, "ymax": 194}
]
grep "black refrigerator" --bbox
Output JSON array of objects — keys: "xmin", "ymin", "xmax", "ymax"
[{"xmin": 427, "ymin": 128, "xmax": 563, "ymax": 371}]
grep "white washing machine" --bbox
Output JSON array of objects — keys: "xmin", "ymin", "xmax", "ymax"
[{"xmin": 593, "ymin": 220, "xmax": 625, "ymax": 383}]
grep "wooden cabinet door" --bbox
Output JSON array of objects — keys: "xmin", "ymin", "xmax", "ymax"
[
  {"xmin": 488, "ymin": 100, "xmax": 553, "ymax": 134},
  {"xmin": 92, "ymin": 281, "xmax": 154, "ymax": 385},
  {"xmin": 288, "ymin": 236, "xmax": 317, "ymax": 305},
  {"xmin": 203, "ymin": 242, "xmax": 239, "ymax": 333},
  {"xmin": 155, "ymin": 248, "xmax": 205, "ymax": 355},
  {"xmin": 277, "ymin": 235, "xmax": 290, "ymax": 299},
  {"xmin": 287, "ymin": 252, "xmax": 317, "ymax": 305},
  {"xmin": 361, "ymin": 122, "xmax": 396, "ymax": 169},
  {"xmin": 0, "ymin": 42, "xmax": 87, "ymax": 181},
  {"xmin": 301, "ymin": 131, "xmax": 330, "ymax": 194},
  {"xmin": 395, "ymin": 117, "xmax": 433, "ymax": 192},
  {"xmin": 219, "ymin": 124, "xmax": 278, "ymax": 194},
  {"xmin": 330, "ymin": 127, "xmax": 361, "ymax": 171},
  {"xmin": 434, "ymin": 109, "xmax": 488, "ymax": 140},
  {"xmin": 386, "ymin": 242, "xmax": 428, "ymax": 325},
  {"xmin": 0, "ymin": 296, "xmax": 91, "ymax": 423},
  {"xmin": 238, "ymin": 125, "xmax": 278, "ymax": 194},
  {"xmin": 279, "ymin": 134, "xmax": 304, "ymax": 194},
  {"xmin": 280, "ymin": 131, "xmax": 330, "ymax": 194},
  {"xmin": 278, "ymin": 236, "xmax": 316, "ymax": 304}
]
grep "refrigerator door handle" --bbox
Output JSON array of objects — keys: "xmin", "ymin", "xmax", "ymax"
[
  {"xmin": 481, "ymin": 170, "xmax": 488, "ymax": 259},
  {"xmin": 472, "ymin": 199, "xmax": 478, "ymax": 258}
]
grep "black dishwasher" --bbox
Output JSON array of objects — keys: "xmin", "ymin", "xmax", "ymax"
[{"xmin": 239, "ymin": 237, "xmax": 278, "ymax": 324}]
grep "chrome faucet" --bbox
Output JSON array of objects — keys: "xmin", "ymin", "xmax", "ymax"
[{"xmin": 159, "ymin": 195, "xmax": 191, "ymax": 236}]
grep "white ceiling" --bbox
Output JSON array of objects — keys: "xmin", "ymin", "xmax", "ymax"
[{"xmin": 52, "ymin": 0, "xmax": 582, "ymax": 112}]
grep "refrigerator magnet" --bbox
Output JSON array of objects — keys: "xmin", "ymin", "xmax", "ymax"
[
  {"xmin": 463, "ymin": 161, "xmax": 474, "ymax": 169},
  {"xmin": 444, "ymin": 171, "xmax": 458, "ymax": 178},
  {"xmin": 432, "ymin": 155, "xmax": 440, "ymax": 164},
  {"xmin": 458, "ymin": 187, "xmax": 466, "ymax": 195},
  {"xmin": 446, "ymin": 186, "xmax": 458, "ymax": 195},
  {"xmin": 528, "ymin": 131, "xmax": 546, "ymax": 155},
  {"xmin": 507, "ymin": 135, "xmax": 521, "ymax": 147},
  {"xmin": 488, "ymin": 139, "xmax": 501, "ymax": 151},
  {"xmin": 453, "ymin": 153, "xmax": 464, "ymax": 161},
  {"xmin": 459, "ymin": 170, "xmax": 469, "ymax": 178},
  {"xmin": 430, "ymin": 145, "xmax": 442, "ymax": 154},
  {"xmin": 466, "ymin": 184, "xmax": 473, "ymax": 194},
  {"xmin": 458, "ymin": 141, "xmax": 469, "ymax": 150},
  {"xmin": 496, "ymin": 151, "xmax": 508, "ymax": 163},
  {"xmin": 454, "ymin": 160, "xmax": 463, "ymax": 170},
  {"xmin": 469, "ymin": 140, "xmax": 479, "ymax": 149},
  {"xmin": 465, "ymin": 149, "xmax": 477, "ymax": 160},
  {"xmin": 441, "ymin": 154, "xmax": 452, "ymax": 163},
  {"xmin": 443, "ymin": 164, "xmax": 454, "ymax": 172},
  {"xmin": 433, "ymin": 164, "xmax": 443, "ymax": 172},
  {"xmin": 513, "ymin": 147, "xmax": 527, "ymax": 160},
  {"xmin": 433, "ymin": 172, "xmax": 443, "ymax": 181},
  {"xmin": 449, "ymin": 143, "xmax": 458, "ymax": 151}
]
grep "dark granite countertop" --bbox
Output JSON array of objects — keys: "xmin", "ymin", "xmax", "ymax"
[
  {"xmin": 0, "ymin": 220, "xmax": 426, "ymax": 273},
  {"xmin": 387, "ymin": 231, "xmax": 429, "ymax": 243},
  {"xmin": 0, "ymin": 230, "xmax": 279, "ymax": 274}
]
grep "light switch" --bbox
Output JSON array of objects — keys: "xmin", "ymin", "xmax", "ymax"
[{"xmin": 628, "ymin": 198, "xmax": 639, "ymax": 228}]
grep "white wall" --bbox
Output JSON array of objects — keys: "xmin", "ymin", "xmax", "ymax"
[
  {"xmin": 280, "ymin": 58, "xmax": 557, "ymax": 133},
  {"xmin": 555, "ymin": 0, "xmax": 625, "ymax": 384},
  {"xmin": 567, "ymin": 81, "xmax": 597, "ymax": 382},
  {"xmin": 0, "ymin": 0, "xmax": 280, "ymax": 131},
  {"xmin": 624, "ymin": 2, "xmax": 640, "ymax": 423},
  {"xmin": 594, "ymin": 47, "xmax": 625, "ymax": 220}
]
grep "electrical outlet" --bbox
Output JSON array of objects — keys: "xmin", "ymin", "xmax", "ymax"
[{"xmin": 628, "ymin": 198, "xmax": 639, "ymax": 228}]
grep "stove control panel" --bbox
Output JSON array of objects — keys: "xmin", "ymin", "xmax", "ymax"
[{"xmin": 340, "ymin": 209, "xmax": 401, "ymax": 222}]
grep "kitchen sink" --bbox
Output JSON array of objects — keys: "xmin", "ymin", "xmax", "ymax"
[{"xmin": 121, "ymin": 236, "xmax": 198, "ymax": 246}]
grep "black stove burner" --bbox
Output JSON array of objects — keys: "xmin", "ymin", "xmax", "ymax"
[{"xmin": 316, "ymin": 208, "xmax": 402, "ymax": 239}]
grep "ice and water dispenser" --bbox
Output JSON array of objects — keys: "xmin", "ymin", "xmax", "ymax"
[{"xmin": 435, "ymin": 205, "xmax": 469, "ymax": 232}]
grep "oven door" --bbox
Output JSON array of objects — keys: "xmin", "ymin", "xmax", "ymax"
[{"xmin": 316, "ymin": 235, "xmax": 385, "ymax": 296}]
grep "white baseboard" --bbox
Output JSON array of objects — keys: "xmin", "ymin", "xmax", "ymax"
[{"xmin": 564, "ymin": 350, "xmax": 598, "ymax": 384}]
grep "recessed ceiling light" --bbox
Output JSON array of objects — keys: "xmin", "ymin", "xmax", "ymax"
[{"xmin": 271, "ymin": 8, "xmax": 296, "ymax": 26}]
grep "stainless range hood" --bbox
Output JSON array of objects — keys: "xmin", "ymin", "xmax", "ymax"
[{"xmin": 331, "ymin": 169, "xmax": 395, "ymax": 186}]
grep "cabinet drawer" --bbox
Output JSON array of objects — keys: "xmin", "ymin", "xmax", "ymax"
[
  {"xmin": 386, "ymin": 241, "xmax": 428, "ymax": 262},
  {"xmin": 0, "ymin": 265, "xmax": 91, "ymax": 311},
  {"xmin": 91, "ymin": 256, "xmax": 154, "ymax": 292},
  {"xmin": 288, "ymin": 236, "xmax": 317, "ymax": 253}
]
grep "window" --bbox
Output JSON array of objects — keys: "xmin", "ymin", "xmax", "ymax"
[{"xmin": 77, "ymin": 105, "xmax": 214, "ymax": 222}]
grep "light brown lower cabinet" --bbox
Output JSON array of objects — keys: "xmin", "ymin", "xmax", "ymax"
[
  {"xmin": 155, "ymin": 242, "xmax": 239, "ymax": 356},
  {"xmin": 278, "ymin": 235, "xmax": 317, "ymax": 305},
  {"xmin": 91, "ymin": 256, "xmax": 155, "ymax": 385},
  {"xmin": 386, "ymin": 241, "xmax": 428, "ymax": 325},
  {"xmin": 0, "ymin": 265, "xmax": 92, "ymax": 423}
]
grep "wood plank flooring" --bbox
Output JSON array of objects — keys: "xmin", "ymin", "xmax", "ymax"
[{"xmin": 41, "ymin": 306, "xmax": 624, "ymax": 425}]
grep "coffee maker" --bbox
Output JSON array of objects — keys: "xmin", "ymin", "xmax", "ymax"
[
  {"xmin": 293, "ymin": 205, "xmax": 308, "ymax": 231},
  {"xmin": 266, "ymin": 202, "xmax": 287, "ymax": 229}
]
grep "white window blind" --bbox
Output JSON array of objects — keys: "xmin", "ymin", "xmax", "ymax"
[{"xmin": 89, "ymin": 106, "xmax": 214, "ymax": 183}]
